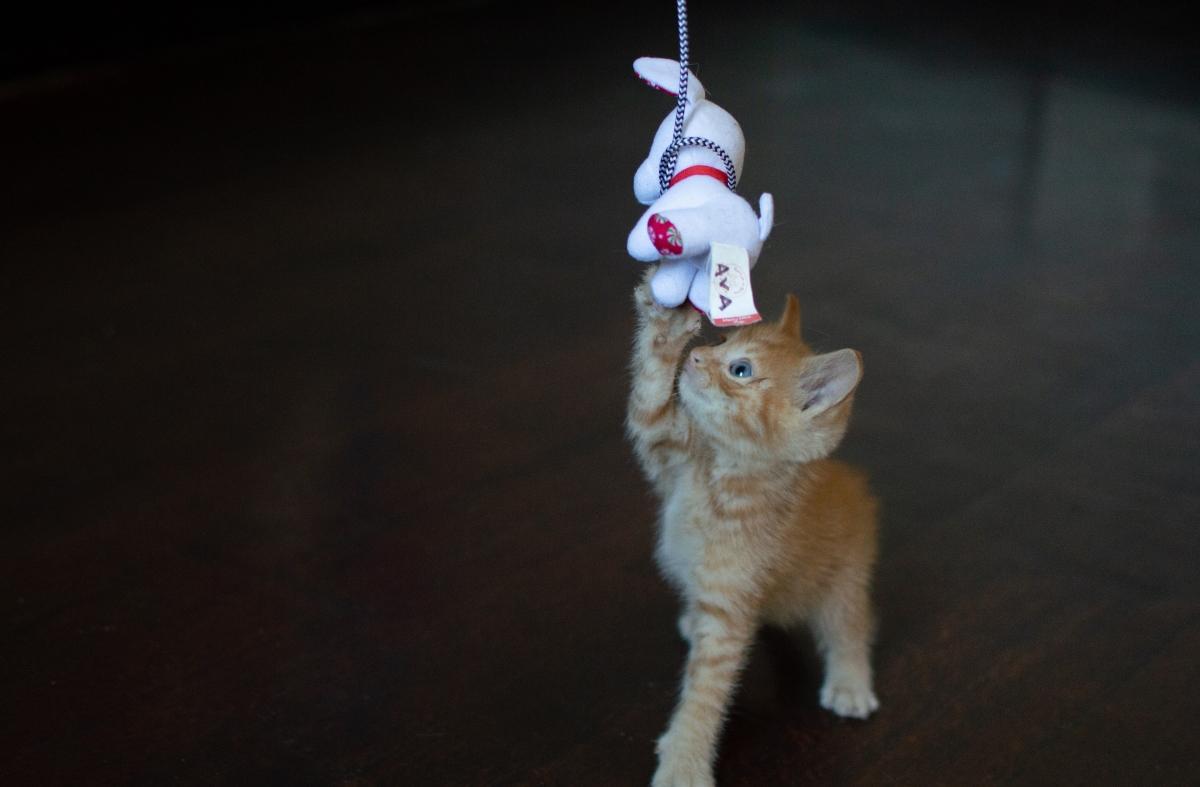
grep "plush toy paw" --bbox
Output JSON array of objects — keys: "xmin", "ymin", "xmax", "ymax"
[{"xmin": 648, "ymin": 214, "xmax": 684, "ymax": 256}]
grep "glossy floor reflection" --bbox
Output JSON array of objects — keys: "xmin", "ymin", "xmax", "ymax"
[{"xmin": 3, "ymin": 2, "xmax": 1198, "ymax": 785}]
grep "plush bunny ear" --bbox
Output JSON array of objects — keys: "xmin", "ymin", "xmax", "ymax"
[{"xmin": 633, "ymin": 57, "xmax": 705, "ymax": 103}]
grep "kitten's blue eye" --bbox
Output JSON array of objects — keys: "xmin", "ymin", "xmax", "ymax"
[{"xmin": 728, "ymin": 359, "xmax": 753, "ymax": 379}]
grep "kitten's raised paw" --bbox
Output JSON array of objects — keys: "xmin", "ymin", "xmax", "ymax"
[
  {"xmin": 644, "ymin": 303, "xmax": 702, "ymax": 352},
  {"xmin": 820, "ymin": 681, "xmax": 880, "ymax": 720},
  {"xmin": 634, "ymin": 279, "xmax": 702, "ymax": 336},
  {"xmin": 635, "ymin": 279, "xmax": 659, "ymax": 313}
]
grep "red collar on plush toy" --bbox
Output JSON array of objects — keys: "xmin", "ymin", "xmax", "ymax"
[{"xmin": 668, "ymin": 165, "xmax": 731, "ymax": 189}]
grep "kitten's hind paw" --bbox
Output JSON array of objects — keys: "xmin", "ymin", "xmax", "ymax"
[{"xmin": 820, "ymin": 681, "xmax": 880, "ymax": 720}]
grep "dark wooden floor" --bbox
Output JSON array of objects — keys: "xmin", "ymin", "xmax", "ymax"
[{"xmin": 4, "ymin": 2, "xmax": 1199, "ymax": 784}]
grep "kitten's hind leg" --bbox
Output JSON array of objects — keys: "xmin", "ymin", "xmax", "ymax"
[{"xmin": 811, "ymin": 575, "xmax": 879, "ymax": 719}]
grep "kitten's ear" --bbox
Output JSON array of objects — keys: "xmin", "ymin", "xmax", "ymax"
[
  {"xmin": 795, "ymin": 349, "xmax": 862, "ymax": 415},
  {"xmin": 779, "ymin": 294, "xmax": 802, "ymax": 340}
]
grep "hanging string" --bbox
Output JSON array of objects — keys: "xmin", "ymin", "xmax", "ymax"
[{"xmin": 656, "ymin": 0, "xmax": 739, "ymax": 194}]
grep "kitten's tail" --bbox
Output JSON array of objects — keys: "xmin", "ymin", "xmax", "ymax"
[{"xmin": 758, "ymin": 193, "xmax": 775, "ymax": 242}]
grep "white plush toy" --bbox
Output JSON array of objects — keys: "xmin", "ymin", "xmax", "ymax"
[{"xmin": 627, "ymin": 57, "xmax": 774, "ymax": 318}]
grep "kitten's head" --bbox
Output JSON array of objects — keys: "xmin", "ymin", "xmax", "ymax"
[{"xmin": 679, "ymin": 295, "xmax": 863, "ymax": 463}]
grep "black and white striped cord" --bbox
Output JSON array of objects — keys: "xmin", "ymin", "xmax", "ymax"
[{"xmin": 656, "ymin": 0, "xmax": 739, "ymax": 194}]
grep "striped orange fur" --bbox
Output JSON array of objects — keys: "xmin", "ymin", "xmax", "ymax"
[{"xmin": 626, "ymin": 270, "xmax": 880, "ymax": 787}]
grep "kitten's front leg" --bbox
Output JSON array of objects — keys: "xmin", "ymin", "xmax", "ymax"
[
  {"xmin": 653, "ymin": 601, "xmax": 755, "ymax": 787},
  {"xmin": 626, "ymin": 272, "xmax": 701, "ymax": 480}
]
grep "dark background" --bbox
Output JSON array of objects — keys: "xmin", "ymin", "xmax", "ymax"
[
  {"xmin": 3, "ymin": 1, "xmax": 1198, "ymax": 784},
  {"xmin": 3, "ymin": 1, "xmax": 1197, "ymax": 92}
]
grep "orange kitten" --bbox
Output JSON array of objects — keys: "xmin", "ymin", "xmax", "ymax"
[{"xmin": 626, "ymin": 271, "xmax": 880, "ymax": 787}]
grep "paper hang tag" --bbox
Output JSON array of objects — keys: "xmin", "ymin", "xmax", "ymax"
[{"xmin": 707, "ymin": 243, "xmax": 761, "ymax": 327}]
